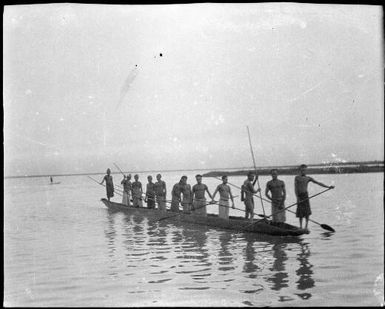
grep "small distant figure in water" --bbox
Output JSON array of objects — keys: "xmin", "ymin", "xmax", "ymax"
[
  {"xmin": 295, "ymin": 164, "xmax": 335, "ymax": 231},
  {"xmin": 212, "ymin": 175, "xmax": 235, "ymax": 220},
  {"xmin": 121, "ymin": 174, "xmax": 132, "ymax": 206},
  {"xmin": 241, "ymin": 172, "xmax": 260, "ymax": 220},
  {"xmin": 154, "ymin": 174, "xmax": 167, "ymax": 211},
  {"xmin": 265, "ymin": 169, "xmax": 286, "ymax": 224},
  {"xmin": 100, "ymin": 168, "xmax": 114, "ymax": 201},
  {"xmin": 145, "ymin": 175, "xmax": 156, "ymax": 209},
  {"xmin": 170, "ymin": 177, "xmax": 184, "ymax": 212},
  {"xmin": 50, "ymin": 176, "xmax": 53, "ymax": 184},
  {"xmin": 192, "ymin": 174, "xmax": 213, "ymax": 217},
  {"xmin": 180, "ymin": 176, "xmax": 192, "ymax": 213},
  {"xmin": 131, "ymin": 174, "xmax": 143, "ymax": 208}
]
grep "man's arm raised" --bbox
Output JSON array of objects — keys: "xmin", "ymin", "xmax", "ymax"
[{"xmin": 310, "ymin": 177, "xmax": 335, "ymax": 189}]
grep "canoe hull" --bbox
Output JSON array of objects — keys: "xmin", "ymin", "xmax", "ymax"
[{"xmin": 100, "ymin": 198, "xmax": 307, "ymax": 236}]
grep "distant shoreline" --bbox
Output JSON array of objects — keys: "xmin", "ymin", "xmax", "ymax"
[
  {"xmin": 3, "ymin": 167, "xmax": 240, "ymax": 179},
  {"xmin": 3, "ymin": 161, "xmax": 384, "ymax": 179},
  {"xmin": 202, "ymin": 162, "xmax": 384, "ymax": 177}
]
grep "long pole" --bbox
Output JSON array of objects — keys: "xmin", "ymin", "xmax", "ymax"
[
  {"xmin": 265, "ymin": 187, "xmax": 333, "ymax": 218},
  {"xmin": 113, "ymin": 162, "xmax": 126, "ymax": 177},
  {"xmin": 246, "ymin": 126, "xmax": 266, "ymax": 217},
  {"xmin": 216, "ymin": 175, "xmax": 335, "ymax": 232},
  {"xmin": 246, "ymin": 187, "xmax": 334, "ymax": 231},
  {"xmin": 87, "ymin": 175, "xmax": 123, "ymax": 196},
  {"xmin": 215, "ymin": 176, "xmax": 271, "ymax": 203}
]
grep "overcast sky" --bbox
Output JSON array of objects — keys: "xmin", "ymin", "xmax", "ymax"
[{"xmin": 4, "ymin": 3, "xmax": 384, "ymax": 176}]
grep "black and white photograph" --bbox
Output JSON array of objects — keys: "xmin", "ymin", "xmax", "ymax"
[{"xmin": 3, "ymin": 3, "xmax": 384, "ymax": 307}]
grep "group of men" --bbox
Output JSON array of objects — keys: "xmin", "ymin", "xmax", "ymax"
[
  {"xmin": 101, "ymin": 164, "xmax": 334, "ymax": 231},
  {"xmin": 170, "ymin": 174, "xmax": 236, "ymax": 219},
  {"xmin": 240, "ymin": 164, "xmax": 334, "ymax": 230},
  {"xmin": 120, "ymin": 173, "xmax": 167, "ymax": 210}
]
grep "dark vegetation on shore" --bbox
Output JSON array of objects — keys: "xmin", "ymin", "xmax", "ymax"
[{"xmin": 202, "ymin": 161, "xmax": 384, "ymax": 177}]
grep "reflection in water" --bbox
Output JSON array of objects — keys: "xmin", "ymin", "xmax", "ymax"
[
  {"xmin": 242, "ymin": 233, "xmax": 279, "ymax": 278},
  {"xmin": 122, "ymin": 216, "xmax": 135, "ymax": 256},
  {"xmin": 102, "ymin": 208, "xmax": 316, "ymax": 305},
  {"xmin": 146, "ymin": 221, "xmax": 168, "ymax": 248},
  {"xmin": 320, "ymin": 231, "xmax": 335, "ymax": 239},
  {"xmin": 5, "ymin": 174, "xmax": 383, "ymax": 306},
  {"xmin": 240, "ymin": 234, "xmax": 315, "ymax": 303},
  {"xmin": 267, "ymin": 242, "xmax": 289, "ymax": 291},
  {"xmin": 243, "ymin": 236, "xmax": 261, "ymax": 276},
  {"xmin": 142, "ymin": 221, "xmax": 214, "ymax": 290},
  {"xmin": 104, "ymin": 210, "xmax": 121, "ymax": 279},
  {"xmin": 295, "ymin": 242, "xmax": 314, "ymax": 300},
  {"xmin": 170, "ymin": 227, "xmax": 184, "ymax": 258},
  {"xmin": 176, "ymin": 225, "xmax": 212, "ymax": 285},
  {"xmin": 131, "ymin": 215, "xmax": 146, "ymax": 235},
  {"xmin": 104, "ymin": 209, "xmax": 118, "ymax": 258},
  {"xmin": 181, "ymin": 226, "xmax": 210, "ymax": 265},
  {"xmin": 239, "ymin": 235, "xmax": 266, "ymax": 298},
  {"xmin": 218, "ymin": 232, "xmax": 234, "ymax": 271},
  {"xmin": 123, "ymin": 215, "xmax": 147, "ymax": 259}
]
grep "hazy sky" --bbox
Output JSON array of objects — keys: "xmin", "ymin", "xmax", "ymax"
[{"xmin": 3, "ymin": 3, "xmax": 384, "ymax": 176}]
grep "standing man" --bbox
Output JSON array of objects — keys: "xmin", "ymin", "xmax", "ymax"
[
  {"xmin": 145, "ymin": 175, "xmax": 156, "ymax": 209},
  {"xmin": 170, "ymin": 177, "xmax": 183, "ymax": 212},
  {"xmin": 295, "ymin": 164, "xmax": 335, "ymax": 231},
  {"xmin": 121, "ymin": 174, "xmax": 132, "ymax": 206},
  {"xmin": 181, "ymin": 176, "xmax": 192, "ymax": 213},
  {"xmin": 212, "ymin": 175, "xmax": 235, "ymax": 220},
  {"xmin": 265, "ymin": 169, "xmax": 286, "ymax": 223},
  {"xmin": 192, "ymin": 174, "xmax": 213, "ymax": 216},
  {"xmin": 241, "ymin": 172, "xmax": 261, "ymax": 220},
  {"xmin": 131, "ymin": 174, "xmax": 143, "ymax": 208},
  {"xmin": 154, "ymin": 174, "xmax": 167, "ymax": 211},
  {"xmin": 100, "ymin": 168, "xmax": 114, "ymax": 201}
]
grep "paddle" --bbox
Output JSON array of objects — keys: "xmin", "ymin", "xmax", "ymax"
[
  {"xmin": 251, "ymin": 188, "xmax": 335, "ymax": 231},
  {"xmin": 215, "ymin": 177, "xmax": 335, "ymax": 232},
  {"xmin": 246, "ymin": 125, "xmax": 266, "ymax": 217},
  {"xmin": 257, "ymin": 208, "xmax": 335, "ymax": 232}
]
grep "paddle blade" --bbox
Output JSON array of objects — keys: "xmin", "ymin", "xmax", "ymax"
[{"xmin": 320, "ymin": 224, "xmax": 335, "ymax": 232}]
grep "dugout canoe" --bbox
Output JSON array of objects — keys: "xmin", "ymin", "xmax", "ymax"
[{"xmin": 100, "ymin": 198, "xmax": 308, "ymax": 236}]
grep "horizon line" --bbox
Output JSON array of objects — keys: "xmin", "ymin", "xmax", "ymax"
[{"xmin": 4, "ymin": 160, "xmax": 384, "ymax": 179}]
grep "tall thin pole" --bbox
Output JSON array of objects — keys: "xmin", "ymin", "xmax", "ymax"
[
  {"xmin": 113, "ymin": 162, "xmax": 126, "ymax": 177},
  {"xmin": 246, "ymin": 126, "xmax": 266, "ymax": 217}
]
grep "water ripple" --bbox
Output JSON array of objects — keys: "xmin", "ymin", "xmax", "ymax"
[{"xmin": 4, "ymin": 174, "xmax": 384, "ymax": 306}]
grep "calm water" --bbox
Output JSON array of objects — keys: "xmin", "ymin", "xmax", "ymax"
[{"xmin": 4, "ymin": 172, "xmax": 384, "ymax": 306}]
